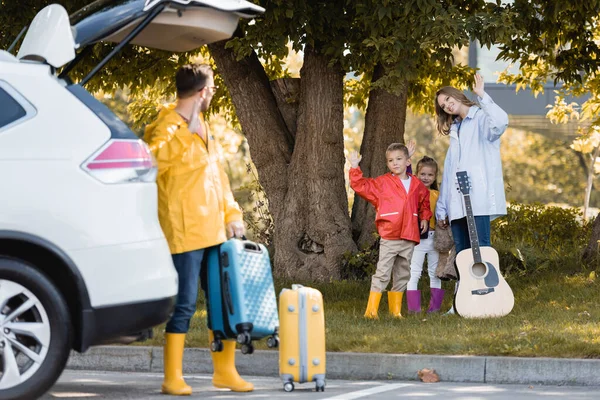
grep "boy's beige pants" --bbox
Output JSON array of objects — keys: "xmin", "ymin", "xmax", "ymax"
[{"xmin": 370, "ymin": 238, "xmax": 416, "ymax": 292}]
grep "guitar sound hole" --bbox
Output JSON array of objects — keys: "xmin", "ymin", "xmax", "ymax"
[{"xmin": 472, "ymin": 262, "xmax": 487, "ymax": 278}]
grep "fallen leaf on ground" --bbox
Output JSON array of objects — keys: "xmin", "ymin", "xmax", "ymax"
[{"xmin": 417, "ymin": 368, "xmax": 439, "ymax": 383}]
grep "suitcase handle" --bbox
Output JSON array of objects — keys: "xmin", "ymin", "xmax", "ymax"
[
  {"xmin": 243, "ymin": 242, "xmax": 262, "ymax": 253},
  {"xmin": 223, "ymin": 272, "xmax": 235, "ymax": 315}
]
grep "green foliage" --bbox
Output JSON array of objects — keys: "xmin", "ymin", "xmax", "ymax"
[
  {"xmin": 499, "ymin": 128, "xmax": 599, "ymax": 209},
  {"xmin": 3, "ymin": 1, "xmax": 520, "ymax": 130},
  {"xmin": 497, "ymin": 1, "xmax": 600, "ymax": 87},
  {"xmin": 340, "ymin": 203, "xmax": 591, "ymax": 279},
  {"xmin": 492, "ymin": 203, "xmax": 591, "ymax": 275},
  {"xmin": 142, "ymin": 272, "xmax": 600, "ymax": 359},
  {"xmin": 496, "ymin": 2, "xmax": 600, "ymax": 217},
  {"xmin": 340, "ymin": 235, "xmax": 380, "ymax": 280},
  {"xmin": 237, "ymin": 164, "xmax": 275, "ymax": 249}
]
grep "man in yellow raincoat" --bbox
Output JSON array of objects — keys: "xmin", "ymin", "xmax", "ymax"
[{"xmin": 144, "ymin": 63, "xmax": 251, "ymax": 396}]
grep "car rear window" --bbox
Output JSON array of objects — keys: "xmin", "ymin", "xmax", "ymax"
[
  {"xmin": 0, "ymin": 87, "xmax": 26, "ymax": 128},
  {"xmin": 67, "ymin": 84, "xmax": 138, "ymax": 139}
]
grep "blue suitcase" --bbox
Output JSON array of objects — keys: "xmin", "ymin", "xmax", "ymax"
[{"xmin": 204, "ymin": 238, "xmax": 279, "ymax": 354}]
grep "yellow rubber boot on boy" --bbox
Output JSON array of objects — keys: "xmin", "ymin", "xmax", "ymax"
[
  {"xmin": 388, "ymin": 291, "xmax": 404, "ymax": 318},
  {"xmin": 161, "ymin": 333, "xmax": 192, "ymax": 395},
  {"xmin": 209, "ymin": 330, "xmax": 254, "ymax": 392},
  {"xmin": 364, "ymin": 291, "xmax": 382, "ymax": 319}
]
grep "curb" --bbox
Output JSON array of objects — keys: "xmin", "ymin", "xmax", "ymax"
[{"xmin": 66, "ymin": 346, "xmax": 600, "ymax": 386}]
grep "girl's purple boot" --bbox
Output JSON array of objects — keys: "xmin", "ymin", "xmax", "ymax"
[
  {"xmin": 427, "ymin": 288, "xmax": 445, "ymax": 313},
  {"xmin": 406, "ymin": 290, "xmax": 421, "ymax": 313}
]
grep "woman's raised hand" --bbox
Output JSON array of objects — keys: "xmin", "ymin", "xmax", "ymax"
[{"xmin": 473, "ymin": 73, "xmax": 485, "ymax": 98}]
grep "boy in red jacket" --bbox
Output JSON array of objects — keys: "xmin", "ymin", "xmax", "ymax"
[{"xmin": 349, "ymin": 143, "xmax": 431, "ymax": 319}]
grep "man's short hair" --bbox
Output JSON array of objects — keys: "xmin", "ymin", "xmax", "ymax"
[
  {"xmin": 176, "ymin": 64, "xmax": 213, "ymax": 99},
  {"xmin": 386, "ymin": 143, "xmax": 409, "ymax": 158}
]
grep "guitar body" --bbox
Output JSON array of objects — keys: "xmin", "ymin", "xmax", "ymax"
[{"xmin": 454, "ymin": 246, "xmax": 514, "ymax": 318}]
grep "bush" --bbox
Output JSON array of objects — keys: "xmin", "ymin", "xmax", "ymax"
[
  {"xmin": 341, "ymin": 237, "xmax": 380, "ymax": 280},
  {"xmin": 492, "ymin": 203, "xmax": 591, "ymax": 275},
  {"xmin": 342, "ymin": 203, "xmax": 591, "ymax": 279}
]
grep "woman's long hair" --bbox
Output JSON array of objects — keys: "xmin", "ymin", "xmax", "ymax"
[{"xmin": 434, "ymin": 86, "xmax": 476, "ymax": 136}]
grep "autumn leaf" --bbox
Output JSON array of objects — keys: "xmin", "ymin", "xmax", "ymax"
[{"xmin": 417, "ymin": 368, "xmax": 440, "ymax": 383}]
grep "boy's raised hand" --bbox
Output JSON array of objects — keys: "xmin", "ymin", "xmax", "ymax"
[
  {"xmin": 407, "ymin": 139, "xmax": 416, "ymax": 158},
  {"xmin": 348, "ymin": 151, "xmax": 362, "ymax": 168}
]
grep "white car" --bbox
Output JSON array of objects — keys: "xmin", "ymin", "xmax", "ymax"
[{"xmin": 0, "ymin": 1, "xmax": 263, "ymax": 399}]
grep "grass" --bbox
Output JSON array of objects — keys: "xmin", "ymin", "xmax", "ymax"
[{"xmin": 137, "ymin": 267, "xmax": 600, "ymax": 359}]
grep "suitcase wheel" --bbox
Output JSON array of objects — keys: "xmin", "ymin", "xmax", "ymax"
[
  {"xmin": 315, "ymin": 380, "xmax": 325, "ymax": 392},
  {"xmin": 283, "ymin": 382, "xmax": 294, "ymax": 392},
  {"xmin": 241, "ymin": 343, "xmax": 254, "ymax": 355},
  {"xmin": 210, "ymin": 340, "xmax": 224, "ymax": 352},
  {"xmin": 266, "ymin": 335, "xmax": 279, "ymax": 349},
  {"xmin": 237, "ymin": 332, "xmax": 251, "ymax": 345}
]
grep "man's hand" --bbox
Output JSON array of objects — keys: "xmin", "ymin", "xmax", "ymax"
[
  {"xmin": 226, "ymin": 221, "xmax": 245, "ymax": 239},
  {"xmin": 407, "ymin": 139, "xmax": 416, "ymax": 158},
  {"xmin": 420, "ymin": 219, "xmax": 429, "ymax": 234},
  {"xmin": 473, "ymin": 73, "xmax": 485, "ymax": 98},
  {"xmin": 348, "ymin": 151, "xmax": 362, "ymax": 168},
  {"xmin": 188, "ymin": 98, "xmax": 201, "ymax": 133}
]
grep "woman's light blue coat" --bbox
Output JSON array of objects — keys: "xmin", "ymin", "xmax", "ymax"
[{"xmin": 436, "ymin": 92, "xmax": 509, "ymax": 223}]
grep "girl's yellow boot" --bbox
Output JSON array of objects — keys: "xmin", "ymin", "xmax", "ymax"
[
  {"xmin": 161, "ymin": 333, "xmax": 192, "ymax": 395},
  {"xmin": 364, "ymin": 291, "xmax": 382, "ymax": 319},
  {"xmin": 209, "ymin": 330, "xmax": 254, "ymax": 392}
]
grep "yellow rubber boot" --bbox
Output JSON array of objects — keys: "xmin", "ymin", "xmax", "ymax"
[
  {"xmin": 161, "ymin": 333, "xmax": 192, "ymax": 395},
  {"xmin": 388, "ymin": 291, "xmax": 404, "ymax": 318},
  {"xmin": 364, "ymin": 291, "xmax": 382, "ymax": 319},
  {"xmin": 209, "ymin": 330, "xmax": 254, "ymax": 392}
]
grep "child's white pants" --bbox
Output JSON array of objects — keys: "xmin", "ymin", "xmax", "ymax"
[{"xmin": 408, "ymin": 230, "xmax": 442, "ymax": 290}]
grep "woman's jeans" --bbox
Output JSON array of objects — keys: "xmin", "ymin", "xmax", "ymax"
[
  {"xmin": 450, "ymin": 216, "xmax": 491, "ymax": 253},
  {"xmin": 165, "ymin": 249, "xmax": 205, "ymax": 334},
  {"xmin": 449, "ymin": 216, "xmax": 491, "ymax": 299}
]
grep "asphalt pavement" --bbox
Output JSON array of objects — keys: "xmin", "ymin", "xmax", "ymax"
[
  {"xmin": 65, "ymin": 346, "xmax": 600, "ymax": 387},
  {"xmin": 44, "ymin": 370, "xmax": 600, "ymax": 399}
]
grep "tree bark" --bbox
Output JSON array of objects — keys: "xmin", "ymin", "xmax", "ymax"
[
  {"xmin": 208, "ymin": 40, "xmax": 293, "ymax": 226},
  {"xmin": 209, "ymin": 41, "xmax": 355, "ymax": 280},
  {"xmin": 351, "ymin": 64, "xmax": 409, "ymax": 249},
  {"xmin": 583, "ymin": 212, "xmax": 600, "ymax": 263},
  {"xmin": 583, "ymin": 145, "xmax": 600, "ymax": 221},
  {"xmin": 275, "ymin": 45, "xmax": 356, "ymax": 280}
]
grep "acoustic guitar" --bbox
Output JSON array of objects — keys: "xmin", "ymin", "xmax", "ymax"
[{"xmin": 454, "ymin": 171, "xmax": 514, "ymax": 318}]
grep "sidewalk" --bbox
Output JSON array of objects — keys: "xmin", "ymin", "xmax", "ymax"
[{"xmin": 66, "ymin": 346, "xmax": 600, "ymax": 386}]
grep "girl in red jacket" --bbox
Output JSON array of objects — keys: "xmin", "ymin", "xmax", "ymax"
[{"xmin": 349, "ymin": 143, "xmax": 431, "ymax": 319}]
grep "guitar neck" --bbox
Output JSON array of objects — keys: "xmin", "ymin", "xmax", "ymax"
[{"xmin": 463, "ymin": 194, "xmax": 482, "ymax": 263}]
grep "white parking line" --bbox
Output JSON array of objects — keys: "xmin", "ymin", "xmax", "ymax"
[{"xmin": 323, "ymin": 383, "xmax": 413, "ymax": 400}]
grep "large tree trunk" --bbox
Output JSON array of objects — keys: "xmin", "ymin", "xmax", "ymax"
[
  {"xmin": 209, "ymin": 41, "xmax": 356, "ymax": 280},
  {"xmin": 583, "ymin": 212, "xmax": 600, "ymax": 263},
  {"xmin": 275, "ymin": 45, "xmax": 356, "ymax": 280},
  {"xmin": 351, "ymin": 64, "xmax": 409, "ymax": 249},
  {"xmin": 583, "ymin": 146, "xmax": 600, "ymax": 221},
  {"xmin": 208, "ymin": 40, "xmax": 292, "ymax": 226}
]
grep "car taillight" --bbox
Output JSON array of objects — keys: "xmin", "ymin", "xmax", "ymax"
[{"xmin": 81, "ymin": 139, "xmax": 157, "ymax": 184}]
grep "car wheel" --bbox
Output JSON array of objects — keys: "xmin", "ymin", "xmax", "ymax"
[{"xmin": 0, "ymin": 257, "xmax": 72, "ymax": 400}]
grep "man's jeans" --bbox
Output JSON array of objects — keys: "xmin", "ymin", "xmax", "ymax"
[
  {"xmin": 165, "ymin": 249, "xmax": 205, "ymax": 334},
  {"xmin": 450, "ymin": 216, "xmax": 491, "ymax": 254}
]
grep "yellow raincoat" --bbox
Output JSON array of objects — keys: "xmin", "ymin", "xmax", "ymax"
[
  {"xmin": 429, "ymin": 189, "xmax": 439, "ymax": 230},
  {"xmin": 143, "ymin": 106, "xmax": 243, "ymax": 254}
]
